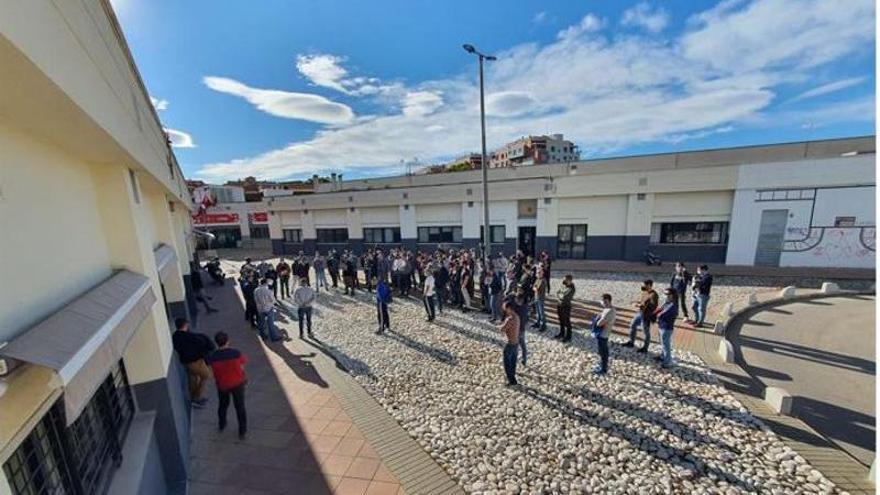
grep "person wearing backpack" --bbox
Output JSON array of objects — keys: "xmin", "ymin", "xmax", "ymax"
[{"xmin": 375, "ymin": 276, "xmax": 392, "ymax": 334}]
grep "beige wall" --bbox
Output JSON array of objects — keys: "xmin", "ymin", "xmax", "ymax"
[
  {"xmin": 652, "ymin": 191, "xmax": 734, "ymax": 222},
  {"xmin": 0, "ymin": 124, "xmax": 112, "ymax": 342},
  {"xmin": 557, "ymin": 195, "xmax": 629, "ymax": 235}
]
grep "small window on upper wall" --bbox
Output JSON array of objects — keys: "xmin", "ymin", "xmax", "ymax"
[{"xmin": 834, "ymin": 216, "xmax": 856, "ymax": 227}]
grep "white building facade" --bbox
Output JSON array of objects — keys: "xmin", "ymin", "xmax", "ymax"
[{"xmin": 267, "ymin": 137, "xmax": 875, "ymax": 270}]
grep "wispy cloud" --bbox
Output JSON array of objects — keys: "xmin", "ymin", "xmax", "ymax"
[
  {"xmin": 196, "ymin": 0, "xmax": 874, "ymax": 181},
  {"xmin": 150, "ymin": 96, "xmax": 169, "ymax": 111},
  {"xmin": 165, "ymin": 128, "xmax": 196, "ymax": 148},
  {"xmin": 203, "ymin": 76, "xmax": 354, "ymax": 124},
  {"xmin": 790, "ymin": 77, "xmax": 867, "ymax": 102},
  {"xmin": 532, "ymin": 11, "xmax": 548, "ymax": 24},
  {"xmin": 621, "ymin": 2, "xmax": 670, "ymax": 33},
  {"xmin": 295, "ymin": 53, "xmax": 400, "ymax": 97}
]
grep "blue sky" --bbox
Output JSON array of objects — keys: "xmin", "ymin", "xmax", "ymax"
[{"xmin": 112, "ymin": 0, "xmax": 875, "ymax": 182}]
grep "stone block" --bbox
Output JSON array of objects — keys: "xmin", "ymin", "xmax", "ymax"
[
  {"xmin": 820, "ymin": 282, "xmax": 840, "ymax": 294},
  {"xmin": 764, "ymin": 387, "xmax": 793, "ymax": 415},
  {"xmin": 747, "ymin": 293, "xmax": 758, "ymax": 306},
  {"xmin": 721, "ymin": 302, "xmax": 735, "ymax": 317},
  {"xmin": 713, "ymin": 320, "xmax": 725, "ymax": 335},
  {"xmin": 779, "ymin": 286, "xmax": 796, "ymax": 299},
  {"xmin": 717, "ymin": 339, "xmax": 735, "ymax": 364}
]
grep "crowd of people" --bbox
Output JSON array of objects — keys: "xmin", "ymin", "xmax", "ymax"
[{"xmin": 173, "ymin": 249, "xmax": 716, "ymax": 436}]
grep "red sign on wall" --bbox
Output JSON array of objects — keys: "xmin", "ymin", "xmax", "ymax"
[
  {"xmin": 193, "ymin": 213, "xmax": 239, "ymax": 225},
  {"xmin": 249, "ymin": 212, "xmax": 269, "ymax": 223}
]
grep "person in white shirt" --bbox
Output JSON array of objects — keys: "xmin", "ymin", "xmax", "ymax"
[
  {"xmin": 253, "ymin": 279, "xmax": 281, "ymax": 342},
  {"xmin": 293, "ymin": 277, "xmax": 317, "ymax": 338},
  {"xmin": 423, "ymin": 271, "xmax": 437, "ymax": 321},
  {"xmin": 591, "ymin": 293, "xmax": 617, "ymax": 375}
]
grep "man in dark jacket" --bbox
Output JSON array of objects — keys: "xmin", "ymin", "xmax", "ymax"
[
  {"xmin": 555, "ymin": 275, "xmax": 576, "ymax": 342},
  {"xmin": 692, "ymin": 265, "xmax": 713, "ymax": 327},
  {"xmin": 206, "ymin": 331, "xmax": 248, "ymax": 439},
  {"xmin": 653, "ymin": 288, "xmax": 680, "ymax": 368},
  {"xmin": 327, "ymin": 251, "xmax": 340, "ymax": 288},
  {"xmin": 241, "ymin": 274, "xmax": 258, "ymax": 327},
  {"xmin": 171, "ymin": 318, "xmax": 214, "ymax": 408},
  {"xmin": 669, "ymin": 262, "xmax": 691, "ymax": 319}
]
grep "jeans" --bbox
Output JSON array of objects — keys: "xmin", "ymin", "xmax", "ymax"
[
  {"xmin": 436, "ymin": 286, "xmax": 445, "ymax": 313},
  {"xmin": 259, "ymin": 309, "xmax": 280, "ymax": 341},
  {"xmin": 628, "ymin": 313, "xmax": 651, "ymax": 349},
  {"xmin": 676, "ymin": 289, "xmax": 689, "ymax": 317},
  {"xmin": 518, "ymin": 327, "xmax": 528, "ymax": 365},
  {"xmin": 298, "ymin": 306, "xmax": 312, "ymax": 336},
  {"xmin": 280, "ymin": 278, "xmax": 290, "ymax": 299},
  {"xmin": 316, "ymin": 271, "xmax": 327, "ymax": 290},
  {"xmin": 424, "ymin": 295, "xmax": 436, "ymax": 320},
  {"xmin": 502, "ymin": 343, "xmax": 518, "ymax": 385},
  {"xmin": 376, "ymin": 302, "xmax": 390, "ymax": 331},
  {"xmin": 490, "ymin": 293, "xmax": 502, "ymax": 320},
  {"xmin": 695, "ymin": 294, "xmax": 710, "ymax": 325},
  {"xmin": 534, "ymin": 298, "xmax": 546, "ymax": 329},
  {"xmin": 596, "ymin": 336, "xmax": 609, "ymax": 373},
  {"xmin": 659, "ymin": 326, "xmax": 674, "ymax": 366},
  {"xmin": 218, "ymin": 383, "xmax": 247, "ymax": 436}
]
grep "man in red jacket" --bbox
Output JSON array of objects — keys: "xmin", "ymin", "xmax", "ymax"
[{"xmin": 205, "ymin": 332, "xmax": 248, "ymax": 439}]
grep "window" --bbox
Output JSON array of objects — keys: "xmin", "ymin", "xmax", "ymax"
[
  {"xmin": 480, "ymin": 225, "xmax": 506, "ymax": 244},
  {"xmin": 128, "ymin": 169, "xmax": 140, "ymax": 204},
  {"xmin": 417, "ymin": 226, "xmax": 462, "ymax": 243},
  {"xmin": 834, "ymin": 216, "xmax": 856, "ymax": 227},
  {"xmin": 650, "ymin": 222, "xmax": 729, "ymax": 244},
  {"xmin": 557, "ymin": 224, "xmax": 587, "ymax": 259},
  {"xmin": 3, "ymin": 362, "xmax": 134, "ymax": 495},
  {"xmin": 283, "ymin": 229, "xmax": 302, "ymax": 243},
  {"xmin": 250, "ymin": 225, "xmax": 269, "ymax": 239},
  {"xmin": 363, "ymin": 227, "xmax": 401, "ymax": 243},
  {"xmin": 316, "ymin": 228, "xmax": 348, "ymax": 243}
]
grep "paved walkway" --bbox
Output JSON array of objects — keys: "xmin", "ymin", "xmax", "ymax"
[
  {"xmin": 735, "ymin": 295, "xmax": 875, "ymax": 467},
  {"xmin": 186, "ymin": 268, "xmax": 461, "ymax": 495}
]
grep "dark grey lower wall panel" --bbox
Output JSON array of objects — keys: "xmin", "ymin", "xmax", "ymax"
[
  {"xmin": 130, "ymin": 357, "xmax": 190, "ymax": 490},
  {"xmin": 648, "ymin": 244, "xmax": 728, "ymax": 264}
]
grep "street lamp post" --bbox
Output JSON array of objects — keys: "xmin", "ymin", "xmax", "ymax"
[{"xmin": 463, "ymin": 43, "xmax": 496, "ymax": 265}]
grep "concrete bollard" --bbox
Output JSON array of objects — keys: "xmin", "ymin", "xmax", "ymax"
[
  {"xmin": 713, "ymin": 320, "xmax": 725, "ymax": 335},
  {"xmin": 779, "ymin": 286, "xmax": 796, "ymax": 299},
  {"xmin": 721, "ymin": 302, "xmax": 735, "ymax": 317},
  {"xmin": 820, "ymin": 282, "xmax": 840, "ymax": 294},
  {"xmin": 717, "ymin": 339, "xmax": 735, "ymax": 364},
  {"xmin": 764, "ymin": 387, "xmax": 793, "ymax": 415},
  {"xmin": 870, "ymin": 457, "xmax": 876, "ymax": 482},
  {"xmin": 747, "ymin": 293, "xmax": 758, "ymax": 306}
]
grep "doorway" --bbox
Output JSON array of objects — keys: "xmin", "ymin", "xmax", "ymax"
[
  {"xmin": 518, "ymin": 226, "xmax": 536, "ymax": 256},
  {"xmin": 754, "ymin": 209, "xmax": 788, "ymax": 266}
]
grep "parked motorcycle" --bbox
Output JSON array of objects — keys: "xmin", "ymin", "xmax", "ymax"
[{"xmin": 644, "ymin": 249, "xmax": 662, "ymax": 266}]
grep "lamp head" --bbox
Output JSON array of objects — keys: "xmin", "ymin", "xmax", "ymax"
[
  {"xmin": 462, "ymin": 44, "xmax": 476, "ymax": 54},
  {"xmin": 485, "ymin": 55, "xmax": 497, "ymax": 61}
]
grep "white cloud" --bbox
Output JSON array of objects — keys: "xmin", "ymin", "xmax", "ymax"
[
  {"xmin": 196, "ymin": 0, "xmax": 874, "ymax": 181},
  {"xmin": 203, "ymin": 76, "xmax": 354, "ymax": 124},
  {"xmin": 295, "ymin": 54, "xmax": 350, "ymax": 93},
  {"xmin": 402, "ymin": 91, "xmax": 444, "ymax": 116},
  {"xmin": 790, "ymin": 77, "xmax": 867, "ymax": 102},
  {"xmin": 532, "ymin": 11, "xmax": 548, "ymax": 24},
  {"xmin": 486, "ymin": 91, "xmax": 538, "ymax": 117},
  {"xmin": 165, "ymin": 128, "xmax": 196, "ymax": 148},
  {"xmin": 557, "ymin": 14, "xmax": 605, "ymax": 40},
  {"xmin": 150, "ymin": 96, "xmax": 169, "ymax": 111},
  {"xmin": 621, "ymin": 2, "xmax": 670, "ymax": 33}
]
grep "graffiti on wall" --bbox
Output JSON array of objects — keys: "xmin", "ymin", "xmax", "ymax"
[{"xmin": 804, "ymin": 227, "xmax": 874, "ymax": 263}]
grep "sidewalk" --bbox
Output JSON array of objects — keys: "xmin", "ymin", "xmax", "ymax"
[
  {"xmin": 186, "ymin": 276, "xmax": 416, "ymax": 495},
  {"xmin": 553, "ymin": 259, "xmax": 875, "ymax": 280}
]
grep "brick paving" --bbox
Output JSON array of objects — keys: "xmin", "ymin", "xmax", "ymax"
[{"xmin": 187, "ymin": 269, "xmax": 462, "ymax": 495}]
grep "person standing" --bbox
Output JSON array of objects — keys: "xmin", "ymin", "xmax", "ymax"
[
  {"xmin": 375, "ymin": 277, "xmax": 392, "ymax": 334},
  {"xmin": 653, "ymin": 288, "xmax": 679, "ymax": 368},
  {"xmin": 497, "ymin": 302, "xmax": 520, "ymax": 386},
  {"xmin": 692, "ymin": 265, "xmax": 713, "ymax": 327},
  {"xmin": 532, "ymin": 267, "xmax": 548, "ymax": 332},
  {"xmin": 205, "ymin": 331, "xmax": 248, "ymax": 440},
  {"xmin": 342, "ymin": 254, "xmax": 357, "ymax": 295},
  {"xmin": 327, "ymin": 251, "xmax": 340, "ymax": 288},
  {"xmin": 276, "ymin": 258, "xmax": 292, "ymax": 299},
  {"xmin": 190, "ymin": 263, "xmax": 218, "ymax": 313},
  {"xmin": 241, "ymin": 273, "xmax": 258, "ymax": 327},
  {"xmin": 293, "ymin": 277, "xmax": 316, "ymax": 338},
  {"xmin": 669, "ymin": 262, "xmax": 691, "ymax": 320},
  {"xmin": 590, "ymin": 294, "xmax": 616, "ymax": 375},
  {"xmin": 488, "ymin": 269, "xmax": 503, "ymax": 323},
  {"xmin": 555, "ymin": 275, "xmax": 576, "ymax": 342},
  {"xmin": 312, "ymin": 253, "xmax": 327, "ymax": 291},
  {"xmin": 623, "ymin": 279, "xmax": 659, "ymax": 353},
  {"xmin": 435, "ymin": 262, "xmax": 449, "ymax": 314},
  {"xmin": 254, "ymin": 279, "xmax": 281, "ymax": 342},
  {"xmin": 265, "ymin": 263, "xmax": 278, "ymax": 299},
  {"xmin": 513, "ymin": 291, "xmax": 529, "ymax": 366},
  {"xmin": 171, "ymin": 318, "xmax": 214, "ymax": 408},
  {"xmin": 460, "ymin": 264, "xmax": 473, "ymax": 312},
  {"xmin": 423, "ymin": 270, "xmax": 437, "ymax": 321}
]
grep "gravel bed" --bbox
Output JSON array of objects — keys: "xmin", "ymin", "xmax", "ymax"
[{"xmin": 276, "ymin": 288, "xmax": 844, "ymax": 495}]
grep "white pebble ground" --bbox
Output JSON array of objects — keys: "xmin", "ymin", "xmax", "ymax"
[{"xmin": 275, "ymin": 285, "xmax": 845, "ymax": 495}]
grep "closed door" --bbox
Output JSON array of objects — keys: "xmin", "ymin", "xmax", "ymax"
[
  {"xmin": 518, "ymin": 227, "xmax": 536, "ymax": 255},
  {"xmin": 754, "ymin": 209, "xmax": 788, "ymax": 266}
]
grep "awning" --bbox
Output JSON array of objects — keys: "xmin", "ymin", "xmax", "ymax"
[
  {"xmin": 154, "ymin": 244, "xmax": 178, "ymax": 281},
  {"xmin": 0, "ymin": 271, "xmax": 156, "ymax": 425}
]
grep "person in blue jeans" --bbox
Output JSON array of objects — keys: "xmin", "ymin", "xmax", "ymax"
[
  {"xmin": 375, "ymin": 277, "xmax": 392, "ymax": 334},
  {"xmin": 690, "ymin": 265, "xmax": 713, "ymax": 326},
  {"xmin": 654, "ymin": 288, "xmax": 680, "ymax": 368},
  {"xmin": 293, "ymin": 277, "xmax": 316, "ymax": 338},
  {"xmin": 497, "ymin": 302, "xmax": 520, "ymax": 386},
  {"xmin": 532, "ymin": 267, "xmax": 548, "ymax": 332},
  {"xmin": 488, "ymin": 271, "xmax": 503, "ymax": 322},
  {"xmin": 590, "ymin": 294, "xmax": 617, "ymax": 375},
  {"xmin": 623, "ymin": 279, "xmax": 658, "ymax": 353}
]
